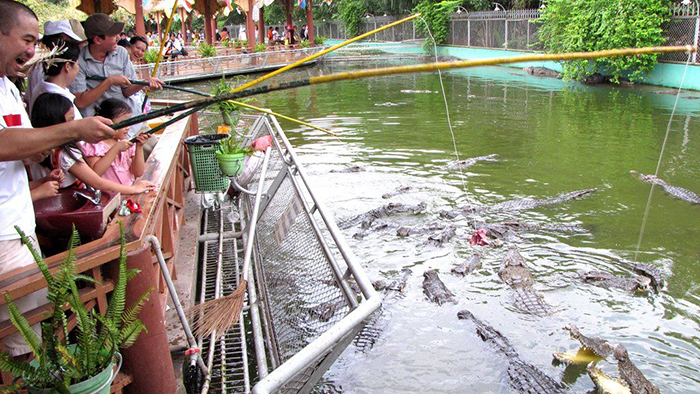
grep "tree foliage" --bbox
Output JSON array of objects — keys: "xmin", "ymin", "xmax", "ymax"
[
  {"xmin": 338, "ymin": 0, "xmax": 367, "ymax": 37},
  {"xmin": 18, "ymin": 0, "xmax": 85, "ymax": 33},
  {"xmin": 538, "ymin": 0, "xmax": 670, "ymax": 83},
  {"xmin": 414, "ymin": 0, "xmax": 460, "ymax": 55}
]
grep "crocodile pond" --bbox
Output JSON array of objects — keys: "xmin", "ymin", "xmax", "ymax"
[{"xmin": 167, "ymin": 57, "xmax": 700, "ymax": 393}]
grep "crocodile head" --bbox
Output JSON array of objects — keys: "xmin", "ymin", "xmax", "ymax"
[
  {"xmin": 634, "ymin": 275, "xmax": 652, "ymax": 291},
  {"xmin": 564, "ymin": 324, "xmax": 582, "ymax": 340},
  {"xmin": 503, "ymin": 246, "xmax": 526, "ymax": 267},
  {"xmin": 613, "ymin": 344, "xmax": 629, "ymax": 362},
  {"xmin": 630, "ymin": 170, "xmax": 662, "ymax": 185},
  {"xmin": 461, "ymin": 205, "xmax": 479, "ymax": 214}
]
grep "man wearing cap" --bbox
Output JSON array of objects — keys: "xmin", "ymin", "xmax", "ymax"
[
  {"xmin": 70, "ymin": 13, "xmax": 163, "ymax": 137},
  {"xmin": 0, "ymin": 0, "xmax": 116, "ymax": 356},
  {"xmin": 24, "ymin": 19, "xmax": 87, "ymax": 108}
]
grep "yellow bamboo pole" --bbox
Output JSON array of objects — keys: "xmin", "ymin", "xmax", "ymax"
[
  {"xmin": 226, "ymin": 100, "xmax": 335, "ymax": 136},
  {"xmin": 231, "ymin": 13, "xmax": 422, "ymax": 93},
  {"xmin": 152, "ymin": 2, "xmax": 180, "ymax": 78},
  {"xmin": 113, "ymin": 45, "xmax": 696, "ymax": 131},
  {"xmin": 308, "ymin": 45, "xmax": 697, "ymax": 85}
]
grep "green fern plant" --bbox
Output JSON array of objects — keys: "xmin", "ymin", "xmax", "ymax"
[{"xmin": 0, "ymin": 224, "xmax": 151, "ymax": 393}]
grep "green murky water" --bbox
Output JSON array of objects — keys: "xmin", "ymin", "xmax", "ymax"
[{"xmin": 163, "ymin": 58, "xmax": 700, "ymax": 393}]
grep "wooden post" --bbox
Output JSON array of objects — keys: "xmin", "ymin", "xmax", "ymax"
[
  {"xmin": 204, "ymin": 0, "xmax": 213, "ymax": 44},
  {"xmin": 246, "ymin": 0, "xmax": 256, "ymax": 47},
  {"xmin": 135, "ymin": 0, "xmax": 146, "ymax": 37},
  {"xmin": 285, "ymin": 0, "xmax": 292, "ymax": 26},
  {"xmin": 258, "ymin": 6, "xmax": 265, "ymax": 44},
  {"xmin": 156, "ymin": 12, "xmax": 162, "ymax": 41},
  {"xmin": 180, "ymin": 8, "xmax": 187, "ymax": 44},
  {"xmin": 306, "ymin": 0, "xmax": 314, "ymax": 43}
]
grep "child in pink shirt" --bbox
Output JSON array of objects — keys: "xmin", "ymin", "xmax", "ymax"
[{"xmin": 82, "ymin": 99, "xmax": 151, "ymax": 185}]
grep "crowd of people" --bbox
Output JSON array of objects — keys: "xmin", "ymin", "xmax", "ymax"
[{"xmin": 0, "ymin": 0, "xmax": 164, "ymax": 357}]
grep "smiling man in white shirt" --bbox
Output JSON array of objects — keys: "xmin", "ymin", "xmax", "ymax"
[{"xmin": 0, "ymin": 0, "xmax": 116, "ymax": 356}]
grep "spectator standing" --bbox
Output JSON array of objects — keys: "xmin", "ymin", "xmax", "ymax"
[
  {"xmin": 25, "ymin": 19, "xmax": 86, "ymax": 109},
  {"xmin": 70, "ymin": 13, "xmax": 163, "ymax": 138}
]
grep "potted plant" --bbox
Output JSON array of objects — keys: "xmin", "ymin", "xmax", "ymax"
[
  {"xmin": 314, "ymin": 35, "xmax": 327, "ymax": 45},
  {"xmin": 0, "ymin": 224, "xmax": 151, "ymax": 394},
  {"xmin": 211, "ymin": 76, "xmax": 251, "ymax": 126},
  {"xmin": 254, "ymin": 43, "xmax": 267, "ymax": 53},
  {"xmin": 300, "ymin": 39, "xmax": 310, "ymax": 49},
  {"xmin": 216, "ymin": 134, "xmax": 253, "ymax": 176}
]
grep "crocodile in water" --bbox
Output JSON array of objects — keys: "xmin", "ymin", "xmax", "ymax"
[
  {"xmin": 498, "ymin": 247, "xmax": 552, "ymax": 316},
  {"xmin": 353, "ymin": 268, "xmax": 412, "ymax": 353},
  {"xmin": 614, "ymin": 345, "xmax": 660, "ymax": 394},
  {"xmin": 424, "ymin": 226, "xmax": 457, "ymax": 247},
  {"xmin": 446, "ymin": 154, "xmax": 500, "ymax": 170},
  {"xmin": 457, "ymin": 310, "xmax": 565, "ymax": 394},
  {"xmin": 382, "ymin": 185, "xmax": 413, "ymax": 199},
  {"xmin": 422, "ymin": 269, "xmax": 456, "ymax": 305},
  {"xmin": 441, "ymin": 188, "xmax": 596, "ymax": 218},
  {"xmin": 469, "ymin": 220, "xmax": 586, "ymax": 242},
  {"xmin": 452, "ymin": 253, "xmax": 482, "ymax": 276},
  {"xmin": 580, "ymin": 271, "xmax": 651, "ymax": 292},
  {"xmin": 588, "ymin": 365, "xmax": 631, "ymax": 394},
  {"xmin": 632, "ymin": 263, "xmax": 665, "ymax": 293},
  {"xmin": 631, "ymin": 170, "xmax": 700, "ymax": 204},
  {"xmin": 339, "ymin": 202, "xmax": 428, "ymax": 230}
]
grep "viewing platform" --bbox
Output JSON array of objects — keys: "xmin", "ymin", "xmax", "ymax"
[{"xmin": 0, "ymin": 101, "xmax": 379, "ymax": 393}]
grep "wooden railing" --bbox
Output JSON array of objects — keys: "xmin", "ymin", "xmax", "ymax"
[{"xmin": 0, "ymin": 100, "xmax": 197, "ymax": 393}]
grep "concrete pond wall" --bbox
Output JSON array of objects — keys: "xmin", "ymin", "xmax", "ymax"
[{"xmin": 328, "ymin": 40, "xmax": 700, "ymax": 92}]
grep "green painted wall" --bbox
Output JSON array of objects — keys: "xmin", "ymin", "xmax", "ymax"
[{"xmin": 329, "ymin": 41, "xmax": 700, "ymax": 91}]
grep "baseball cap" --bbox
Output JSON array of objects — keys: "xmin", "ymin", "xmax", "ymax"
[
  {"xmin": 44, "ymin": 20, "xmax": 87, "ymax": 42},
  {"xmin": 82, "ymin": 13, "xmax": 125, "ymax": 38}
]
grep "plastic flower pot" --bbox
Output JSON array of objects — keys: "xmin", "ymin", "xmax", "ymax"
[
  {"xmin": 216, "ymin": 152, "xmax": 246, "ymax": 176},
  {"xmin": 28, "ymin": 353, "xmax": 122, "ymax": 394}
]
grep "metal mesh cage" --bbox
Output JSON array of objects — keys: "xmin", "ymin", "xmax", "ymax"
[{"xmin": 660, "ymin": 18, "xmax": 698, "ymax": 62}]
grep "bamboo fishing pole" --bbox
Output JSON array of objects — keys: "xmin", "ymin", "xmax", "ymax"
[
  {"xmin": 231, "ymin": 13, "xmax": 422, "ymax": 93},
  {"xmin": 111, "ymin": 45, "xmax": 696, "ymax": 131},
  {"xmin": 113, "ymin": 15, "xmax": 421, "ymax": 131},
  {"xmin": 88, "ymin": 76, "xmax": 335, "ymax": 135}
]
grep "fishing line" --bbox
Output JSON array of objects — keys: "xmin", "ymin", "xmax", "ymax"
[
  {"xmin": 418, "ymin": 17, "xmax": 468, "ymax": 194},
  {"xmin": 633, "ymin": 52, "xmax": 692, "ymax": 262}
]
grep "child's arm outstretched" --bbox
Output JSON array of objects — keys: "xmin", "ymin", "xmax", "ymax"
[
  {"xmin": 130, "ymin": 134, "xmax": 151, "ymax": 178},
  {"xmin": 85, "ymin": 140, "xmax": 134, "ymax": 176},
  {"xmin": 69, "ymin": 161, "xmax": 155, "ymax": 195}
]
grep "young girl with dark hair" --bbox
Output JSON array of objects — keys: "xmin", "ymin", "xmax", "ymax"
[
  {"xmin": 30, "ymin": 93, "xmax": 154, "ymax": 194},
  {"xmin": 81, "ymin": 98, "xmax": 150, "ymax": 185},
  {"xmin": 29, "ymin": 40, "xmax": 82, "ymax": 118}
]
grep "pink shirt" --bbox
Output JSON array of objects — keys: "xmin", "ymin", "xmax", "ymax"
[{"xmin": 81, "ymin": 141, "xmax": 137, "ymax": 185}]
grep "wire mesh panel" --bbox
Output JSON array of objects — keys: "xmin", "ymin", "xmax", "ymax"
[
  {"xmin": 507, "ymin": 20, "xmax": 531, "ymax": 50},
  {"xmin": 217, "ymin": 115, "xmax": 381, "ymax": 394},
  {"xmin": 451, "ymin": 19, "xmax": 469, "ymax": 46},
  {"xmin": 660, "ymin": 17, "xmax": 699, "ymax": 62}
]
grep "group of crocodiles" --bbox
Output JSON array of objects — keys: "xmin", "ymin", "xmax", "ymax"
[{"xmin": 331, "ymin": 154, "xmax": 696, "ymax": 393}]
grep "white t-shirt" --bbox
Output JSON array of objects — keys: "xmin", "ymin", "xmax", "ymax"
[
  {"xmin": 29, "ymin": 81, "xmax": 83, "ymax": 120},
  {"xmin": 56, "ymin": 146, "xmax": 83, "ymax": 188},
  {"xmin": 0, "ymin": 77, "xmax": 36, "ymax": 241}
]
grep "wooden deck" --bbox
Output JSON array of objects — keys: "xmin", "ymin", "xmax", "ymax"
[{"xmin": 135, "ymin": 46, "xmax": 326, "ymax": 84}]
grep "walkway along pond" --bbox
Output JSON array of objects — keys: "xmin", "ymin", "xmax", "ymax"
[{"xmin": 163, "ymin": 56, "xmax": 700, "ymax": 393}]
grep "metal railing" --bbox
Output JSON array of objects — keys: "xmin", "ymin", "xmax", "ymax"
[
  {"xmin": 198, "ymin": 114, "xmax": 381, "ymax": 393},
  {"xmin": 315, "ymin": 8, "xmax": 700, "ymax": 64},
  {"xmin": 133, "ymin": 47, "xmax": 325, "ymax": 83}
]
